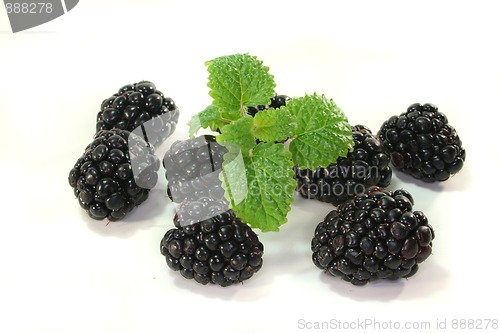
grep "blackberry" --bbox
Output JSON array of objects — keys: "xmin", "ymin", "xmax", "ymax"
[
  {"xmin": 160, "ymin": 206, "xmax": 264, "ymax": 287},
  {"xmin": 163, "ymin": 135, "xmax": 228, "ymax": 205},
  {"xmin": 247, "ymin": 94, "xmax": 290, "ymax": 117},
  {"xmin": 295, "ymin": 125, "xmax": 392, "ymax": 205},
  {"xmin": 311, "ymin": 186, "xmax": 435, "ymax": 286},
  {"xmin": 97, "ymin": 81, "xmax": 179, "ymax": 148},
  {"xmin": 378, "ymin": 103, "xmax": 466, "ymax": 182},
  {"xmin": 68, "ymin": 129, "xmax": 160, "ymax": 221}
]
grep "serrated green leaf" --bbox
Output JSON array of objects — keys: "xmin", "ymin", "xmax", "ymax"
[
  {"xmin": 187, "ymin": 105, "xmax": 228, "ymax": 137},
  {"xmin": 205, "ymin": 53, "xmax": 276, "ymax": 118},
  {"xmin": 253, "ymin": 108, "xmax": 297, "ymax": 143},
  {"xmin": 216, "ymin": 115, "xmax": 256, "ymax": 156},
  {"xmin": 221, "ymin": 142, "xmax": 295, "ymax": 232},
  {"xmin": 286, "ymin": 93, "xmax": 354, "ymax": 169}
]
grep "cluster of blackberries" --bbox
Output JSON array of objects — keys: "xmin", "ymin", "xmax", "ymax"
[
  {"xmin": 163, "ymin": 135, "xmax": 230, "ymax": 226},
  {"xmin": 161, "ymin": 136, "xmax": 265, "ymax": 286},
  {"xmin": 160, "ymin": 202, "xmax": 263, "ymax": 287},
  {"xmin": 69, "ymin": 86, "xmax": 462, "ymax": 289},
  {"xmin": 312, "ymin": 187, "xmax": 434, "ymax": 286},
  {"xmin": 163, "ymin": 135, "xmax": 228, "ymax": 205},
  {"xmin": 68, "ymin": 81, "xmax": 178, "ymax": 221},
  {"xmin": 295, "ymin": 125, "xmax": 392, "ymax": 205},
  {"xmin": 97, "ymin": 81, "xmax": 179, "ymax": 148},
  {"xmin": 378, "ymin": 103, "xmax": 465, "ymax": 183},
  {"xmin": 69, "ymin": 129, "xmax": 159, "ymax": 221},
  {"xmin": 307, "ymin": 103, "xmax": 465, "ymax": 286}
]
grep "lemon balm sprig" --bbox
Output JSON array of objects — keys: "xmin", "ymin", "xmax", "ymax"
[{"xmin": 189, "ymin": 54, "xmax": 353, "ymax": 231}]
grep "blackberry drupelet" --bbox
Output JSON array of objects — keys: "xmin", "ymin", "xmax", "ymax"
[
  {"xmin": 97, "ymin": 81, "xmax": 179, "ymax": 148},
  {"xmin": 163, "ymin": 135, "xmax": 228, "ymax": 205},
  {"xmin": 295, "ymin": 125, "xmax": 392, "ymax": 205},
  {"xmin": 378, "ymin": 103, "xmax": 465, "ymax": 182},
  {"xmin": 68, "ymin": 129, "xmax": 160, "ymax": 221},
  {"xmin": 247, "ymin": 94, "xmax": 290, "ymax": 117},
  {"xmin": 311, "ymin": 186, "xmax": 435, "ymax": 286},
  {"xmin": 160, "ymin": 205, "xmax": 264, "ymax": 287}
]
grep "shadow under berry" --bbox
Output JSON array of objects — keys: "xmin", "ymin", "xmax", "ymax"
[
  {"xmin": 85, "ymin": 189, "xmax": 172, "ymax": 239},
  {"xmin": 168, "ymin": 263, "xmax": 275, "ymax": 301},
  {"xmin": 318, "ymin": 261, "xmax": 449, "ymax": 302},
  {"xmin": 392, "ymin": 172, "xmax": 444, "ymax": 192}
]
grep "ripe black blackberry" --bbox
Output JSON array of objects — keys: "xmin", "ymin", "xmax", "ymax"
[
  {"xmin": 247, "ymin": 94, "xmax": 290, "ymax": 116},
  {"xmin": 311, "ymin": 186, "xmax": 435, "ymax": 286},
  {"xmin": 97, "ymin": 81, "xmax": 179, "ymax": 148},
  {"xmin": 160, "ymin": 205, "xmax": 264, "ymax": 287},
  {"xmin": 378, "ymin": 103, "xmax": 465, "ymax": 182},
  {"xmin": 295, "ymin": 125, "xmax": 392, "ymax": 205},
  {"xmin": 68, "ymin": 129, "xmax": 160, "ymax": 221},
  {"xmin": 163, "ymin": 135, "xmax": 228, "ymax": 204}
]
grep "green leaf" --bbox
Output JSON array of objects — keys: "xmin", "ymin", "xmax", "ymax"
[
  {"xmin": 205, "ymin": 53, "xmax": 276, "ymax": 118},
  {"xmin": 187, "ymin": 105, "xmax": 228, "ymax": 137},
  {"xmin": 216, "ymin": 115, "xmax": 256, "ymax": 156},
  {"xmin": 253, "ymin": 108, "xmax": 297, "ymax": 143},
  {"xmin": 286, "ymin": 93, "xmax": 354, "ymax": 169},
  {"xmin": 221, "ymin": 143, "xmax": 295, "ymax": 232}
]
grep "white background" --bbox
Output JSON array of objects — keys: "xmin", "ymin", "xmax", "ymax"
[{"xmin": 1, "ymin": 1, "xmax": 499, "ymax": 332}]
